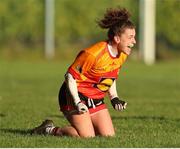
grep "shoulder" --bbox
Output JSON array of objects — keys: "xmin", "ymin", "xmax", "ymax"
[
  {"xmin": 118, "ymin": 52, "xmax": 128, "ymax": 65},
  {"xmin": 120, "ymin": 52, "xmax": 128, "ymax": 59},
  {"xmin": 84, "ymin": 41, "xmax": 107, "ymax": 57}
]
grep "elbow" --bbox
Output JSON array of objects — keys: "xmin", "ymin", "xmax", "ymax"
[{"xmin": 65, "ymin": 72, "xmax": 76, "ymax": 84}]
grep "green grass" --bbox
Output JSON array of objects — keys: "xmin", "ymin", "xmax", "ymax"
[{"xmin": 0, "ymin": 59, "xmax": 180, "ymax": 147}]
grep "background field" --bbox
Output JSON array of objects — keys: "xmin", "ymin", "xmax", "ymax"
[
  {"xmin": 0, "ymin": 59, "xmax": 180, "ymax": 147},
  {"xmin": 0, "ymin": 0, "xmax": 180, "ymax": 147}
]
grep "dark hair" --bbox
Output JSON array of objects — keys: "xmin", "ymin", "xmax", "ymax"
[{"xmin": 97, "ymin": 7, "xmax": 135, "ymax": 41}]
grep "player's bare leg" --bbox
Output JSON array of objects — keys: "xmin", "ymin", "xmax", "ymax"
[
  {"xmin": 50, "ymin": 126, "xmax": 79, "ymax": 137},
  {"xmin": 52, "ymin": 111, "xmax": 95, "ymax": 137},
  {"xmin": 65, "ymin": 111, "xmax": 95, "ymax": 138},
  {"xmin": 31, "ymin": 119, "xmax": 79, "ymax": 137},
  {"xmin": 91, "ymin": 109, "xmax": 115, "ymax": 137}
]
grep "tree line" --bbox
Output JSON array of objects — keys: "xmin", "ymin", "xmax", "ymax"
[{"xmin": 0, "ymin": 0, "xmax": 179, "ymax": 59}]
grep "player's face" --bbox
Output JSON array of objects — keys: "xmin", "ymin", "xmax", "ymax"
[{"xmin": 116, "ymin": 28, "xmax": 136, "ymax": 55}]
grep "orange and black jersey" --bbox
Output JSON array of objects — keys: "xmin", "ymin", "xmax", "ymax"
[{"xmin": 68, "ymin": 41, "xmax": 128, "ymax": 99}]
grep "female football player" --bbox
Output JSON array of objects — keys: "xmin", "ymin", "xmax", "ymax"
[{"xmin": 31, "ymin": 7, "xmax": 136, "ymax": 137}]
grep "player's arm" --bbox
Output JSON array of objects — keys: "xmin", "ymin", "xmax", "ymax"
[
  {"xmin": 65, "ymin": 51, "xmax": 96, "ymax": 114},
  {"xmin": 108, "ymin": 80, "xmax": 127, "ymax": 111},
  {"xmin": 65, "ymin": 73, "xmax": 88, "ymax": 114}
]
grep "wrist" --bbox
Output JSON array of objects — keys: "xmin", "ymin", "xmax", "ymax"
[
  {"xmin": 75, "ymin": 101, "xmax": 81, "ymax": 106},
  {"xmin": 74, "ymin": 98, "xmax": 81, "ymax": 106},
  {"xmin": 111, "ymin": 97, "xmax": 125, "ymax": 104},
  {"xmin": 111, "ymin": 96, "xmax": 119, "ymax": 101}
]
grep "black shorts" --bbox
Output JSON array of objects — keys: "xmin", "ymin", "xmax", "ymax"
[{"xmin": 58, "ymin": 82, "xmax": 107, "ymax": 115}]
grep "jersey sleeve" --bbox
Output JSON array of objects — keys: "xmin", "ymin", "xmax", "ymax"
[{"xmin": 68, "ymin": 51, "xmax": 96, "ymax": 79}]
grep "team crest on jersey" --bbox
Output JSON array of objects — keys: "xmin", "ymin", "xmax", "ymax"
[{"xmin": 94, "ymin": 78, "xmax": 115, "ymax": 92}]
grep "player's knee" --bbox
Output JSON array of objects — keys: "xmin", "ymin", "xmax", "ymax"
[
  {"xmin": 98, "ymin": 131, "xmax": 115, "ymax": 137},
  {"xmin": 79, "ymin": 134, "xmax": 95, "ymax": 138},
  {"xmin": 102, "ymin": 132, "xmax": 115, "ymax": 137},
  {"xmin": 61, "ymin": 126, "xmax": 79, "ymax": 137},
  {"xmin": 78, "ymin": 131, "xmax": 95, "ymax": 138}
]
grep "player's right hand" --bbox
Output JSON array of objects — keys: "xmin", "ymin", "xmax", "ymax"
[{"xmin": 76, "ymin": 101, "xmax": 88, "ymax": 114}]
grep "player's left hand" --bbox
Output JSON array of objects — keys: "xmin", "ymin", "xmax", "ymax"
[{"xmin": 111, "ymin": 97, "xmax": 127, "ymax": 111}]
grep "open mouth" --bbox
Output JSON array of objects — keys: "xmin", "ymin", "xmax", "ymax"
[{"xmin": 127, "ymin": 44, "xmax": 134, "ymax": 48}]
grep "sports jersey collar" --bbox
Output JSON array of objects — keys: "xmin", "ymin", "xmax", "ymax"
[{"xmin": 107, "ymin": 43, "xmax": 119, "ymax": 58}]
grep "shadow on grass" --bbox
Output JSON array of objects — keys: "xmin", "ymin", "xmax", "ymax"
[
  {"xmin": 48, "ymin": 114, "xmax": 180, "ymax": 122},
  {"xmin": 0, "ymin": 128, "xmax": 31, "ymax": 135},
  {"xmin": 112, "ymin": 115, "xmax": 180, "ymax": 122},
  {"xmin": 0, "ymin": 113, "xmax": 6, "ymax": 117},
  {"xmin": 47, "ymin": 114, "xmax": 65, "ymax": 119},
  {"xmin": 1, "ymin": 116, "xmax": 179, "ymax": 136}
]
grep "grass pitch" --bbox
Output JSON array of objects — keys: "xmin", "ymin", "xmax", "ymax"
[{"xmin": 0, "ymin": 59, "xmax": 180, "ymax": 147}]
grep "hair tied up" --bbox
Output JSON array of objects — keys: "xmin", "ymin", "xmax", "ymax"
[{"xmin": 97, "ymin": 7, "xmax": 131, "ymax": 29}]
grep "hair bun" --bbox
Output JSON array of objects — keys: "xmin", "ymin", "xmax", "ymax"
[{"xmin": 97, "ymin": 8, "xmax": 131, "ymax": 29}]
